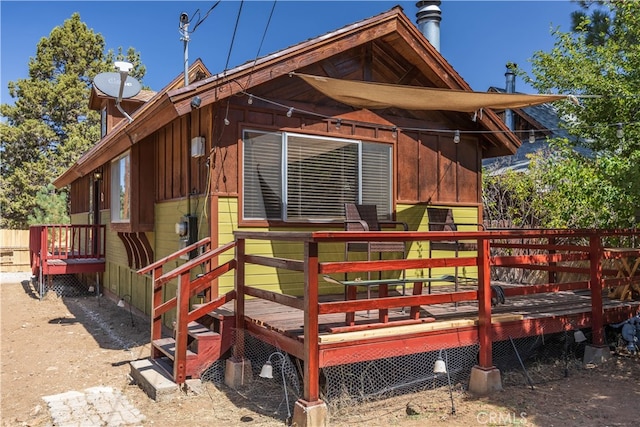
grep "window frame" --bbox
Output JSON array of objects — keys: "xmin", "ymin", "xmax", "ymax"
[
  {"xmin": 110, "ymin": 151, "xmax": 131, "ymax": 224},
  {"xmin": 241, "ymin": 129, "xmax": 393, "ymax": 224}
]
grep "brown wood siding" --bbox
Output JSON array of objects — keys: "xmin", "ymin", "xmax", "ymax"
[
  {"xmin": 136, "ymin": 135, "xmax": 155, "ymax": 229},
  {"xmin": 70, "ymin": 175, "xmax": 90, "ymax": 214},
  {"xmin": 211, "ymin": 105, "xmax": 240, "ymax": 196},
  {"xmin": 396, "ymin": 130, "xmax": 480, "ymax": 205},
  {"xmin": 458, "ymin": 135, "xmax": 481, "ymax": 203},
  {"xmin": 438, "ymin": 134, "xmax": 457, "ymax": 203},
  {"xmin": 155, "ymin": 105, "xmax": 216, "ymax": 202},
  {"xmin": 172, "ymin": 119, "xmax": 183, "ymax": 198}
]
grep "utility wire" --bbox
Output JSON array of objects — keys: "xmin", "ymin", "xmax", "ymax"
[
  {"xmin": 190, "ymin": 1, "xmax": 222, "ymax": 34},
  {"xmin": 224, "ymin": 0, "xmax": 245, "ymax": 73},
  {"xmin": 246, "ymin": 0, "xmax": 277, "ymax": 89}
]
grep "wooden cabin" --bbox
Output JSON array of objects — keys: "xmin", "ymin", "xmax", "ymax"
[
  {"xmin": 53, "ymin": 6, "xmax": 519, "ymax": 312},
  {"xmin": 43, "ymin": 7, "xmax": 640, "ymax": 425}
]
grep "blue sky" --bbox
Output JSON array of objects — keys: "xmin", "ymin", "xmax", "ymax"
[{"xmin": 1, "ymin": 1, "xmax": 578, "ymax": 105}]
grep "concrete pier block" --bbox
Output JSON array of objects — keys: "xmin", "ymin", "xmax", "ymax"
[
  {"xmin": 292, "ymin": 399, "xmax": 328, "ymax": 427},
  {"xmin": 224, "ymin": 358, "xmax": 253, "ymax": 388},
  {"xmin": 468, "ymin": 365, "xmax": 503, "ymax": 395},
  {"xmin": 583, "ymin": 344, "xmax": 611, "ymax": 365}
]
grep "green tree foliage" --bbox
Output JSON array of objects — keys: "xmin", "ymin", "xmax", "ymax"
[
  {"xmin": 28, "ymin": 184, "xmax": 69, "ymax": 225},
  {"xmin": 499, "ymin": 1, "xmax": 640, "ymax": 229},
  {"xmin": 0, "ymin": 13, "xmax": 145, "ymax": 229}
]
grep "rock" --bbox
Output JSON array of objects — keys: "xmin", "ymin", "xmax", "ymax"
[{"xmin": 406, "ymin": 402, "xmax": 421, "ymax": 416}]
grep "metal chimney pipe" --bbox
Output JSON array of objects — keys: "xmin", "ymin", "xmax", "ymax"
[
  {"xmin": 504, "ymin": 63, "xmax": 517, "ymax": 130},
  {"xmin": 416, "ymin": 1, "xmax": 442, "ymax": 52}
]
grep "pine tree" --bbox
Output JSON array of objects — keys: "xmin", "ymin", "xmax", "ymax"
[{"xmin": 0, "ymin": 13, "xmax": 145, "ymax": 229}]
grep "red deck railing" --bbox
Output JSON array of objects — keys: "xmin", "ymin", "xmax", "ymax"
[
  {"xmin": 29, "ymin": 224, "xmax": 106, "ymax": 274},
  {"xmin": 138, "ymin": 237, "xmax": 237, "ymax": 384},
  {"xmin": 140, "ymin": 227, "xmax": 639, "ymax": 402},
  {"xmin": 232, "ymin": 228, "xmax": 640, "ymax": 405}
]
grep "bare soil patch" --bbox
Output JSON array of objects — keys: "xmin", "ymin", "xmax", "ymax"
[{"xmin": 2, "ymin": 273, "xmax": 639, "ymax": 426}]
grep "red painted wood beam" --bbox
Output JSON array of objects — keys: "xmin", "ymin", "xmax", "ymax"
[
  {"xmin": 589, "ymin": 236, "xmax": 605, "ymax": 346},
  {"xmin": 318, "ymin": 290, "xmax": 477, "ymax": 315},
  {"xmin": 318, "ymin": 328, "xmax": 478, "ymax": 367},
  {"xmin": 477, "ymin": 238, "xmax": 493, "ymax": 368},
  {"xmin": 233, "ymin": 238, "xmax": 246, "ymax": 362},
  {"xmin": 303, "ymin": 241, "xmax": 321, "ymax": 402},
  {"xmin": 320, "ymin": 256, "xmax": 476, "ymax": 274}
]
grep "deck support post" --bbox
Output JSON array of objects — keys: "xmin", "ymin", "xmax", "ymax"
[
  {"xmin": 226, "ymin": 237, "xmax": 250, "ymax": 388},
  {"xmin": 469, "ymin": 237, "xmax": 502, "ymax": 394},
  {"xmin": 292, "ymin": 399, "xmax": 328, "ymax": 427},
  {"xmin": 302, "ymin": 241, "xmax": 321, "ymax": 402},
  {"xmin": 477, "ymin": 237, "xmax": 493, "ymax": 368},
  {"xmin": 584, "ymin": 233, "xmax": 611, "ymax": 364},
  {"xmin": 589, "ymin": 234, "xmax": 605, "ymax": 347}
]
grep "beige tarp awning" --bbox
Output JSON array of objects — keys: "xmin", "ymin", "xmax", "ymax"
[{"xmin": 295, "ymin": 73, "xmax": 569, "ymax": 112}]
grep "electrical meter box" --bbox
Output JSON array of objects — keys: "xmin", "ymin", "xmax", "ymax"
[{"xmin": 175, "ymin": 215, "xmax": 198, "ymax": 259}]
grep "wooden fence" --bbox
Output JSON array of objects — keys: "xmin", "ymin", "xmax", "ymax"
[{"xmin": 0, "ymin": 229, "xmax": 30, "ymax": 272}]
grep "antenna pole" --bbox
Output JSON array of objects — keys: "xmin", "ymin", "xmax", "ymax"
[{"xmin": 180, "ymin": 13, "xmax": 190, "ymax": 87}]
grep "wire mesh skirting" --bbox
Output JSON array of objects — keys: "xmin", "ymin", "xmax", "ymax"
[
  {"xmin": 198, "ymin": 325, "xmax": 632, "ymax": 418},
  {"xmin": 322, "ymin": 343, "xmax": 479, "ymax": 409},
  {"xmin": 494, "ymin": 330, "xmax": 591, "ymax": 387},
  {"xmin": 38, "ymin": 274, "xmax": 98, "ymax": 298},
  {"xmin": 201, "ymin": 332, "xmax": 302, "ymax": 421}
]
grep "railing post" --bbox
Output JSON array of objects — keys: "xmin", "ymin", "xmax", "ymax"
[
  {"xmin": 303, "ymin": 240, "xmax": 320, "ymax": 402},
  {"xmin": 151, "ymin": 265, "xmax": 163, "ymax": 343},
  {"xmin": 174, "ymin": 271, "xmax": 191, "ymax": 384},
  {"xmin": 548, "ymin": 236, "xmax": 556, "ymax": 284},
  {"xmin": 468, "ymin": 234, "xmax": 503, "ymax": 395},
  {"xmin": 292, "ymin": 239, "xmax": 328, "ymax": 427},
  {"xmin": 589, "ymin": 233, "xmax": 605, "ymax": 346},
  {"xmin": 233, "ymin": 238, "xmax": 246, "ymax": 362},
  {"xmin": 477, "ymin": 236, "xmax": 493, "ymax": 368}
]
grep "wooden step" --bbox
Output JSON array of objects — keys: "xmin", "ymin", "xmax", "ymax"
[
  {"xmin": 152, "ymin": 337, "xmax": 197, "ymax": 361},
  {"xmin": 187, "ymin": 321, "xmax": 219, "ymax": 340}
]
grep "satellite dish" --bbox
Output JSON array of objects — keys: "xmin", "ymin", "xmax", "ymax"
[{"xmin": 93, "ymin": 72, "xmax": 142, "ymax": 99}]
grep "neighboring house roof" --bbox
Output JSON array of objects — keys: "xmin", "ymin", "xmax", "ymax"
[
  {"xmin": 54, "ymin": 6, "xmax": 521, "ymax": 188},
  {"xmin": 482, "ymin": 87, "xmax": 584, "ymax": 174}
]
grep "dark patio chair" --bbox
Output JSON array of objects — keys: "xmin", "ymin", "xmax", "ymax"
[
  {"xmin": 344, "ymin": 203, "xmax": 408, "ymax": 284},
  {"xmin": 427, "ymin": 207, "xmax": 483, "ymax": 289}
]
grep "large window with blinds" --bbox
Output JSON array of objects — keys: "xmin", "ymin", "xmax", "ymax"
[{"xmin": 243, "ymin": 130, "xmax": 392, "ymax": 221}]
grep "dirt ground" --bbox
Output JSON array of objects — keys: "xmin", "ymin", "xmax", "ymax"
[{"xmin": 2, "ymin": 272, "xmax": 639, "ymax": 427}]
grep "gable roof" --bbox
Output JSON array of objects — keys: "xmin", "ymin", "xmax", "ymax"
[{"xmin": 55, "ymin": 6, "xmax": 520, "ymax": 188}]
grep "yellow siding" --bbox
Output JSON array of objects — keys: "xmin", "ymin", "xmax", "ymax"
[
  {"xmin": 154, "ymin": 198, "xmax": 210, "ymax": 325},
  {"xmin": 216, "ymin": 197, "xmax": 395, "ymax": 296},
  {"xmin": 397, "ymin": 203, "xmax": 479, "ymax": 281},
  {"xmin": 55, "ymin": 201, "xmax": 480, "ymax": 307}
]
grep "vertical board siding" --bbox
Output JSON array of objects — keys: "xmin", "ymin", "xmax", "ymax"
[{"xmin": 70, "ymin": 175, "xmax": 91, "ymax": 214}]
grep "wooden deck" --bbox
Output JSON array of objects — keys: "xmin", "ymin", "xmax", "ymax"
[
  {"xmin": 29, "ymin": 225, "xmax": 106, "ymax": 298},
  {"xmin": 142, "ymin": 228, "xmax": 640, "ymax": 418},
  {"xmin": 232, "ymin": 284, "xmax": 639, "ymax": 364},
  {"xmin": 30, "ymin": 225, "xmax": 106, "ymax": 276}
]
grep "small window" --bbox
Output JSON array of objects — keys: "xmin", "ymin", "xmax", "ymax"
[
  {"xmin": 110, "ymin": 151, "xmax": 131, "ymax": 223},
  {"xmin": 242, "ymin": 130, "xmax": 392, "ymax": 221}
]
